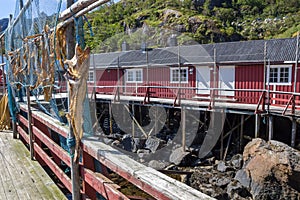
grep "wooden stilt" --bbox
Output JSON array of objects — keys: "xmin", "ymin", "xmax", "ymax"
[
  {"xmin": 268, "ymin": 115, "xmax": 273, "ymax": 141},
  {"xmin": 139, "ymin": 105, "xmax": 142, "ymax": 126},
  {"xmin": 223, "ymin": 131, "xmax": 232, "ymax": 161},
  {"xmin": 109, "ymin": 102, "xmax": 113, "ymax": 135},
  {"xmin": 131, "ymin": 104, "xmax": 135, "ymax": 138},
  {"xmin": 26, "ymin": 86, "xmax": 34, "ymax": 160},
  {"xmin": 220, "ymin": 130, "xmax": 224, "ymax": 160},
  {"xmin": 291, "ymin": 118, "xmax": 297, "ymax": 147},
  {"xmin": 255, "ymin": 114, "xmax": 260, "ymax": 138},
  {"xmin": 181, "ymin": 107, "xmax": 186, "ymax": 152},
  {"xmin": 240, "ymin": 115, "xmax": 244, "ymax": 152},
  {"xmin": 155, "ymin": 107, "xmax": 158, "ymax": 134}
]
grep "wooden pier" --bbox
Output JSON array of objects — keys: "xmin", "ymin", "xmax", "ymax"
[{"xmin": 0, "ymin": 130, "xmax": 66, "ymax": 200}]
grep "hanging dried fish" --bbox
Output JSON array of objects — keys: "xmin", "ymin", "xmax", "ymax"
[{"xmin": 64, "ymin": 44, "xmax": 90, "ymax": 162}]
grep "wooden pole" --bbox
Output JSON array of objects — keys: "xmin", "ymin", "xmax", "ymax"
[
  {"xmin": 291, "ymin": 118, "xmax": 297, "ymax": 147},
  {"xmin": 0, "ymin": 37, "xmax": 6, "ymax": 96},
  {"xmin": 131, "ymin": 104, "xmax": 135, "ymax": 138},
  {"xmin": 268, "ymin": 115, "xmax": 273, "ymax": 141},
  {"xmin": 255, "ymin": 114, "xmax": 260, "ymax": 138},
  {"xmin": 59, "ymin": 0, "xmax": 110, "ymax": 28},
  {"xmin": 109, "ymin": 102, "xmax": 113, "ymax": 135},
  {"xmin": 240, "ymin": 115, "xmax": 244, "ymax": 152},
  {"xmin": 66, "ymin": 0, "xmax": 80, "ymax": 199},
  {"xmin": 181, "ymin": 107, "xmax": 186, "ymax": 152},
  {"xmin": 59, "ymin": 0, "xmax": 108, "ymax": 21},
  {"xmin": 26, "ymin": 86, "xmax": 34, "ymax": 160}
]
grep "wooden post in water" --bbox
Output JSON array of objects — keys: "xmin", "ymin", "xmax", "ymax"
[
  {"xmin": 291, "ymin": 118, "xmax": 297, "ymax": 147},
  {"xmin": 268, "ymin": 115, "xmax": 273, "ymax": 141},
  {"xmin": 255, "ymin": 114, "xmax": 260, "ymax": 138},
  {"xmin": 26, "ymin": 86, "xmax": 34, "ymax": 160}
]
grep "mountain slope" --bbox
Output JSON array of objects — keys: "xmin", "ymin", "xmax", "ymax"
[{"xmin": 84, "ymin": 0, "xmax": 300, "ymax": 52}]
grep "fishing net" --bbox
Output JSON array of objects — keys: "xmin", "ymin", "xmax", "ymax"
[
  {"xmin": 4, "ymin": 0, "xmax": 95, "ymax": 161},
  {"xmin": 5, "ymin": 0, "xmax": 68, "ymax": 121}
]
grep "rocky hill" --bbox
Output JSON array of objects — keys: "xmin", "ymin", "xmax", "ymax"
[{"xmin": 84, "ymin": 0, "xmax": 300, "ymax": 52}]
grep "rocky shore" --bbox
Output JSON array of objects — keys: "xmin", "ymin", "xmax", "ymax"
[{"xmin": 188, "ymin": 138, "xmax": 300, "ymax": 200}]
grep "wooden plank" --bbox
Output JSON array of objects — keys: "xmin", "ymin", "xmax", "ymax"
[
  {"xmin": 17, "ymin": 125, "xmax": 30, "ymax": 144},
  {"xmin": 0, "ymin": 133, "xmax": 42, "ymax": 199},
  {"xmin": 0, "ymin": 131, "xmax": 66, "ymax": 200},
  {"xmin": 20, "ymin": 105, "xmax": 68, "ymax": 138},
  {"xmin": 9, "ymin": 133, "xmax": 67, "ymax": 200},
  {"xmin": 34, "ymin": 142, "xmax": 72, "ymax": 192},
  {"xmin": 82, "ymin": 168, "xmax": 130, "ymax": 200},
  {"xmin": 32, "ymin": 125, "xmax": 71, "ymax": 166},
  {"xmin": 0, "ymin": 136, "xmax": 19, "ymax": 199}
]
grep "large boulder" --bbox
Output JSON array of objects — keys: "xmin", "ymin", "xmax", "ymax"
[{"xmin": 235, "ymin": 138, "xmax": 300, "ymax": 199}]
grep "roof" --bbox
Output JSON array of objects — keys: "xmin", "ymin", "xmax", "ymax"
[{"xmin": 90, "ymin": 37, "xmax": 299, "ymax": 68}]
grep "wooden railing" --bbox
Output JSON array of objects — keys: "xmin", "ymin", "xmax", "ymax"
[
  {"xmin": 88, "ymin": 85, "xmax": 300, "ymax": 114},
  {"xmin": 16, "ymin": 103, "xmax": 213, "ymax": 200}
]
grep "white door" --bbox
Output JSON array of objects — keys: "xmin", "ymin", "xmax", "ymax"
[
  {"xmin": 196, "ymin": 67, "xmax": 210, "ymax": 95},
  {"xmin": 219, "ymin": 66, "xmax": 235, "ymax": 96}
]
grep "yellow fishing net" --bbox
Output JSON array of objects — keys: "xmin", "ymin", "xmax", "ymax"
[{"xmin": 0, "ymin": 94, "xmax": 11, "ymax": 130}]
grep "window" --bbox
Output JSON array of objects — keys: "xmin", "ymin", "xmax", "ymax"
[
  {"xmin": 170, "ymin": 68, "xmax": 188, "ymax": 83},
  {"xmin": 126, "ymin": 69, "xmax": 143, "ymax": 83},
  {"xmin": 88, "ymin": 71, "xmax": 94, "ymax": 82},
  {"xmin": 268, "ymin": 65, "xmax": 291, "ymax": 85}
]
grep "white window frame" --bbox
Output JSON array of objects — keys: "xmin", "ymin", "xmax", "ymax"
[
  {"xmin": 267, "ymin": 65, "xmax": 292, "ymax": 85},
  {"xmin": 88, "ymin": 71, "xmax": 95, "ymax": 82},
  {"xmin": 170, "ymin": 67, "xmax": 188, "ymax": 83},
  {"xmin": 126, "ymin": 69, "xmax": 143, "ymax": 83}
]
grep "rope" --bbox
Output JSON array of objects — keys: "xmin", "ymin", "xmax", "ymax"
[
  {"xmin": 83, "ymin": 15, "xmax": 94, "ymax": 37},
  {"xmin": 67, "ymin": 137, "xmax": 76, "ymax": 158}
]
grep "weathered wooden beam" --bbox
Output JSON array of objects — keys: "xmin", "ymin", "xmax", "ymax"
[
  {"xmin": 268, "ymin": 115, "xmax": 273, "ymax": 141},
  {"xmin": 34, "ymin": 141, "xmax": 72, "ymax": 192},
  {"xmin": 59, "ymin": 0, "xmax": 110, "ymax": 28},
  {"xmin": 255, "ymin": 114, "xmax": 260, "ymax": 138},
  {"xmin": 17, "ymin": 125, "xmax": 30, "ymax": 144},
  {"xmin": 32, "ymin": 125, "xmax": 71, "ymax": 166},
  {"xmin": 82, "ymin": 139, "xmax": 214, "ymax": 200},
  {"xmin": 240, "ymin": 115, "xmax": 244, "ymax": 152},
  {"xmin": 26, "ymin": 87, "xmax": 34, "ymax": 160},
  {"xmin": 82, "ymin": 168, "xmax": 130, "ymax": 200},
  {"xmin": 181, "ymin": 107, "xmax": 186, "ymax": 152},
  {"xmin": 20, "ymin": 105, "xmax": 68, "ymax": 138},
  {"xmin": 291, "ymin": 118, "xmax": 297, "ymax": 147},
  {"xmin": 59, "ymin": 0, "xmax": 108, "ymax": 21}
]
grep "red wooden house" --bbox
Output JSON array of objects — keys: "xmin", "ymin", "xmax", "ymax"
[{"xmin": 89, "ymin": 38, "xmax": 299, "ymax": 110}]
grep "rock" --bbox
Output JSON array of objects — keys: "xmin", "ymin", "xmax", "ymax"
[
  {"xmin": 148, "ymin": 160, "xmax": 167, "ymax": 169},
  {"xmin": 227, "ymin": 181, "xmax": 252, "ymax": 199},
  {"xmin": 121, "ymin": 134, "xmax": 134, "ymax": 152},
  {"xmin": 235, "ymin": 138, "xmax": 300, "ymax": 199},
  {"xmin": 145, "ymin": 137, "xmax": 164, "ymax": 153},
  {"xmin": 169, "ymin": 147, "xmax": 190, "ymax": 165},
  {"xmin": 137, "ymin": 149, "xmax": 150, "ymax": 158},
  {"xmin": 217, "ymin": 161, "xmax": 228, "ymax": 172},
  {"xmin": 163, "ymin": 9, "xmax": 182, "ymax": 22},
  {"xmin": 215, "ymin": 177, "xmax": 231, "ymax": 188},
  {"xmin": 230, "ymin": 154, "xmax": 243, "ymax": 170}
]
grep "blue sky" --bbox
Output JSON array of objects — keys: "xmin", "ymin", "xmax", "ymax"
[{"xmin": 0, "ymin": 0, "xmax": 16, "ymax": 19}]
